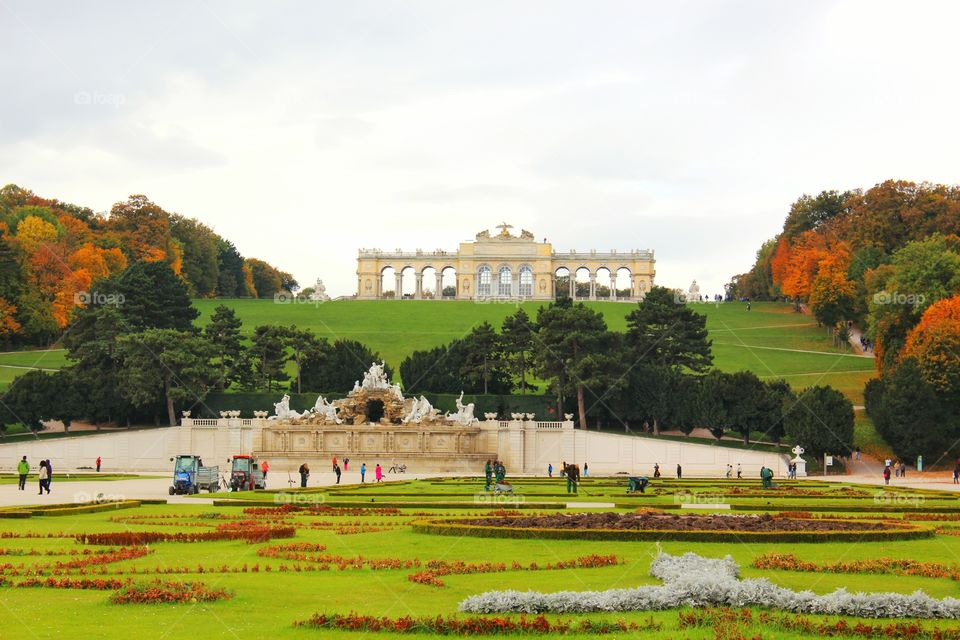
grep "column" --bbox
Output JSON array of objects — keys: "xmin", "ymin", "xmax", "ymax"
[
  {"xmin": 414, "ymin": 273, "xmax": 423, "ymax": 299},
  {"xmin": 589, "ymin": 272, "xmax": 596, "ymax": 300},
  {"xmin": 628, "ymin": 276, "xmax": 635, "ymax": 301},
  {"xmin": 435, "ymin": 272, "xmax": 443, "ymax": 298},
  {"xmin": 609, "ymin": 276, "xmax": 616, "ymax": 301},
  {"xmin": 395, "ymin": 273, "xmax": 402, "ymax": 298},
  {"xmin": 568, "ymin": 273, "xmax": 575, "ymax": 298},
  {"xmin": 512, "ymin": 269, "xmax": 519, "ymax": 299}
]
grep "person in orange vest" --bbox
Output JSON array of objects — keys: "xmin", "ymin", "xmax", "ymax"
[
  {"xmin": 261, "ymin": 459, "xmax": 269, "ymax": 479},
  {"xmin": 332, "ymin": 456, "xmax": 337, "ymax": 472}
]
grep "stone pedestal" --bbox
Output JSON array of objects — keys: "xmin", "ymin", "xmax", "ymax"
[{"xmin": 792, "ymin": 457, "xmax": 807, "ymax": 477}]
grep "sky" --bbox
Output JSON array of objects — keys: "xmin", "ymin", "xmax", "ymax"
[{"xmin": 1, "ymin": 0, "xmax": 959, "ymax": 298}]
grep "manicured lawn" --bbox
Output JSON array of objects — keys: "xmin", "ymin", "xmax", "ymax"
[
  {"xmin": 192, "ymin": 299, "xmax": 876, "ymax": 400},
  {"xmin": 2, "ymin": 476, "xmax": 960, "ymax": 638}
]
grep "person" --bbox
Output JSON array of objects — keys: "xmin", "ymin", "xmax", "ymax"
[
  {"xmin": 298, "ymin": 463, "xmax": 309, "ymax": 488},
  {"xmin": 38, "ymin": 460, "xmax": 49, "ymax": 495},
  {"xmin": 746, "ymin": 301, "xmax": 752, "ymax": 311},
  {"xmin": 900, "ymin": 461, "xmax": 906, "ymax": 478},
  {"xmin": 725, "ymin": 464, "xmax": 732, "ymax": 479},
  {"xmin": 360, "ymin": 462, "xmax": 367, "ymax": 483},
  {"xmin": 885, "ymin": 458, "xmax": 892, "ymax": 469},
  {"xmin": 560, "ymin": 461, "xmax": 567, "ymax": 477},
  {"xmin": 494, "ymin": 461, "xmax": 506, "ymax": 484},
  {"xmin": 736, "ymin": 463, "xmax": 742, "ymax": 479},
  {"xmin": 46, "ymin": 460, "xmax": 53, "ymax": 489},
  {"xmin": 261, "ymin": 459, "xmax": 269, "ymax": 479},
  {"xmin": 653, "ymin": 463, "xmax": 660, "ymax": 478},
  {"xmin": 565, "ymin": 462, "xmax": 580, "ymax": 494},
  {"xmin": 343, "ymin": 458, "xmax": 349, "ymax": 472},
  {"xmin": 331, "ymin": 456, "xmax": 338, "ymax": 473},
  {"xmin": 854, "ymin": 447, "xmax": 861, "ymax": 461},
  {"xmin": 547, "ymin": 463, "xmax": 553, "ymax": 478},
  {"xmin": 954, "ymin": 465, "xmax": 959, "ymax": 485},
  {"xmin": 676, "ymin": 464, "xmax": 682, "ymax": 479},
  {"xmin": 17, "ymin": 456, "xmax": 28, "ymax": 490},
  {"xmin": 484, "ymin": 460, "xmax": 493, "ymax": 490},
  {"xmin": 96, "ymin": 456, "xmax": 102, "ymax": 472},
  {"xmin": 334, "ymin": 463, "xmax": 341, "ymax": 485},
  {"xmin": 583, "ymin": 462, "xmax": 589, "ymax": 477},
  {"xmin": 375, "ymin": 463, "xmax": 383, "ymax": 483},
  {"xmin": 883, "ymin": 465, "xmax": 891, "ymax": 486}
]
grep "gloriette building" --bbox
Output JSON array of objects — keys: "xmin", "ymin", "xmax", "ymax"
[{"xmin": 356, "ymin": 223, "xmax": 655, "ymax": 301}]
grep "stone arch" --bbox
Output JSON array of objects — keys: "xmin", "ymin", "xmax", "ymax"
[
  {"xmin": 595, "ymin": 266, "xmax": 613, "ymax": 300},
  {"xmin": 441, "ymin": 266, "xmax": 457, "ymax": 298},
  {"xmin": 574, "ymin": 267, "xmax": 591, "ymax": 299},
  {"xmin": 497, "ymin": 264, "xmax": 513, "ymax": 297},
  {"xmin": 615, "ymin": 267, "xmax": 632, "ymax": 299},
  {"xmin": 477, "ymin": 264, "xmax": 493, "ymax": 297},
  {"xmin": 421, "ymin": 266, "xmax": 437, "ymax": 298},
  {"xmin": 380, "ymin": 266, "xmax": 397, "ymax": 298},
  {"xmin": 554, "ymin": 266, "xmax": 572, "ymax": 299},
  {"xmin": 400, "ymin": 266, "xmax": 416, "ymax": 298}
]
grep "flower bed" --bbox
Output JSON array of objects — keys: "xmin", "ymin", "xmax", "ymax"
[
  {"xmin": 75, "ymin": 525, "xmax": 295, "ymax": 545},
  {"xmin": 460, "ymin": 551, "xmax": 960, "ymax": 618},
  {"xmin": 294, "ymin": 611, "xmax": 661, "ymax": 634},
  {"xmin": 414, "ymin": 513, "xmax": 933, "ymax": 543},
  {"xmin": 109, "ymin": 579, "xmax": 232, "ymax": 604},
  {"xmin": 753, "ymin": 553, "xmax": 960, "ymax": 581}
]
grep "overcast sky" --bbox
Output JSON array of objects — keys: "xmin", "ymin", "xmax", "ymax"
[{"xmin": 1, "ymin": 0, "xmax": 958, "ymax": 297}]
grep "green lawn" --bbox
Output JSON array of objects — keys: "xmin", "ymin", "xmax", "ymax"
[
  {"xmin": 2, "ymin": 477, "xmax": 960, "ymax": 638},
  {"xmin": 192, "ymin": 299, "xmax": 876, "ymax": 398}
]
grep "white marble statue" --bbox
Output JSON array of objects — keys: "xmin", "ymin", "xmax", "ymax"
[
  {"xmin": 362, "ymin": 361, "xmax": 391, "ymax": 390},
  {"xmin": 269, "ymin": 394, "xmax": 306, "ymax": 420},
  {"xmin": 311, "ymin": 395, "xmax": 342, "ymax": 424},
  {"xmin": 309, "ymin": 278, "xmax": 330, "ymax": 302},
  {"xmin": 687, "ymin": 280, "xmax": 701, "ymax": 302},
  {"xmin": 403, "ymin": 395, "xmax": 437, "ymax": 424},
  {"xmin": 446, "ymin": 391, "xmax": 478, "ymax": 426}
]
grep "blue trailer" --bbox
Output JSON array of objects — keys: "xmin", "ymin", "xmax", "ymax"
[{"xmin": 169, "ymin": 455, "xmax": 220, "ymax": 495}]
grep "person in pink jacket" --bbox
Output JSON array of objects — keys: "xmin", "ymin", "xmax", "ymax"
[{"xmin": 375, "ymin": 463, "xmax": 383, "ymax": 483}]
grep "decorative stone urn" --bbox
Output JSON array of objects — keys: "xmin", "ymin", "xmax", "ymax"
[
  {"xmin": 483, "ymin": 412, "xmax": 497, "ymax": 420},
  {"xmin": 790, "ymin": 445, "xmax": 807, "ymax": 478},
  {"xmin": 564, "ymin": 413, "xmax": 574, "ymax": 421},
  {"xmin": 181, "ymin": 411, "xmax": 191, "ymax": 418},
  {"xmin": 524, "ymin": 413, "xmax": 535, "ymax": 421}
]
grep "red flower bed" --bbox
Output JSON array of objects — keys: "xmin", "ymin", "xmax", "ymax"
[
  {"xmin": 295, "ymin": 612, "xmax": 659, "ymax": 634},
  {"xmin": 75, "ymin": 526, "xmax": 295, "ymax": 546},
  {"xmin": 752, "ymin": 552, "xmax": 960, "ymax": 581},
  {"xmin": 243, "ymin": 505, "xmax": 401, "ymax": 517},
  {"xmin": 17, "ymin": 576, "xmax": 130, "ymax": 590},
  {"xmin": 109, "ymin": 579, "xmax": 232, "ymax": 604}
]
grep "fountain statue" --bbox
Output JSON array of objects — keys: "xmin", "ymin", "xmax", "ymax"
[
  {"xmin": 269, "ymin": 394, "xmax": 306, "ymax": 420},
  {"xmin": 446, "ymin": 391, "xmax": 478, "ymax": 426},
  {"xmin": 311, "ymin": 395, "xmax": 342, "ymax": 424}
]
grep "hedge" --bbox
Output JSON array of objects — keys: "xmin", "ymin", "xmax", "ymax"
[
  {"xmin": 28, "ymin": 500, "xmax": 142, "ymax": 517},
  {"xmin": 410, "ymin": 518, "xmax": 935, "ymax": 543},
  {"xmin": 212, "ymin": 500, "xmax": 566, "ymax": 510}
]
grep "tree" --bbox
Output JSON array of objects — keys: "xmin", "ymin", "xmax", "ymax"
[
  {"xmin": 245, "ymin": 258, "xmax": 284, "ymax": 299},
  {"xmin": 116, "ymin": 329, "xmax": 216, "ymax": 427},
  {"xmin": 399, "ymin": 343, "xmax": 462, "ymax": 394},
  {"xmin": 782, "ymin": 385, "xmax": 854, "ymax": 459},
  {"xmin": 216, "ymin": 239, "xmax": 250, "ymax": 297},
  {"xmin": 809, "ymin": 242, "xmax": 858, "ymax": 326},
  {"xmin": 867, "ymin": 359, "xmax": 956, "ymax": 461},
  {"xmin": 250, "ymin": 325, "xmax": 289, "ymax": 392},
  {"xmin": 534, "ymin": 301, "xmax": 611, "ymax": 429},
  {"xmin": 459, "ymin": 322, "xmax": 512, "ymax": 395},
  {"xmin": 902, "ymin": 295, "xmax": 960, "ymax": 397},
  {"xmin": 106, "ymin": 261, "xmax": 199, "ymax": 332},
  {"xmin": 624, "ymin": 286, "xmax": 713, "ymax": 373},
  {"xmin": 3, "ymin": 369, "xmax": 59, "ymax": 431},
  {"xmin": 282, "ymin": 326, "xmax": 321, "ymax": 394},
  {"xmin": 299, "ymin": 339, "xmax": 392, "ymax": 392},
  {"xmin": 501, "ymin": 308, "xmax": 537, "ymax": 393},
  {"xmin": 203, "ymin": 304, "xmax": 244, "ymax": 391},
  {"xmin": 169, "ymin": 215, "xmax": 219, "ymax": 297}
]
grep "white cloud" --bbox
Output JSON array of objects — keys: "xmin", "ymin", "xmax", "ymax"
[{"xmin": 1, "ymin": 0, "xmax": 958, "ymax": 297}]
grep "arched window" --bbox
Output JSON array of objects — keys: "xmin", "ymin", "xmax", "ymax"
[
  {"xmin": 477, "ymin": 266, "xmax": 492, "ymax": 296},
  {"xmin": 519, "ymin": 266, "xmax": 533, "ymax": 297},
  {"xmin": 498, "ymin": 266, "xmax": 513, "ymax": 297}
]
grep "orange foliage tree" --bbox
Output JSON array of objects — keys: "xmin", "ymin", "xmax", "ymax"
[{"xmin": 902, "ymin": 296, "xmax": 960, "ymax": 396}]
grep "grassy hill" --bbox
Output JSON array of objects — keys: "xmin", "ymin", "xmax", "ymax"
[
  {"xmin": 190, "ymin": 299, "xmax": 876, "ymax": 403},
  {"xmin": 0, "ymin": 299, "xmax": 876, "ymax": 403}
]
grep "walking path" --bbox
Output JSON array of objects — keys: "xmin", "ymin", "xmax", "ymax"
[{"xmin": 711, "ymin": 342, "xmax": 873, "ymax": 358}]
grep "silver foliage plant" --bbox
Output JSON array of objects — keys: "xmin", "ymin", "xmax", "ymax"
[{"xmin": 459, "ymin": 551, "xmax": 960, "ymax": 619}]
